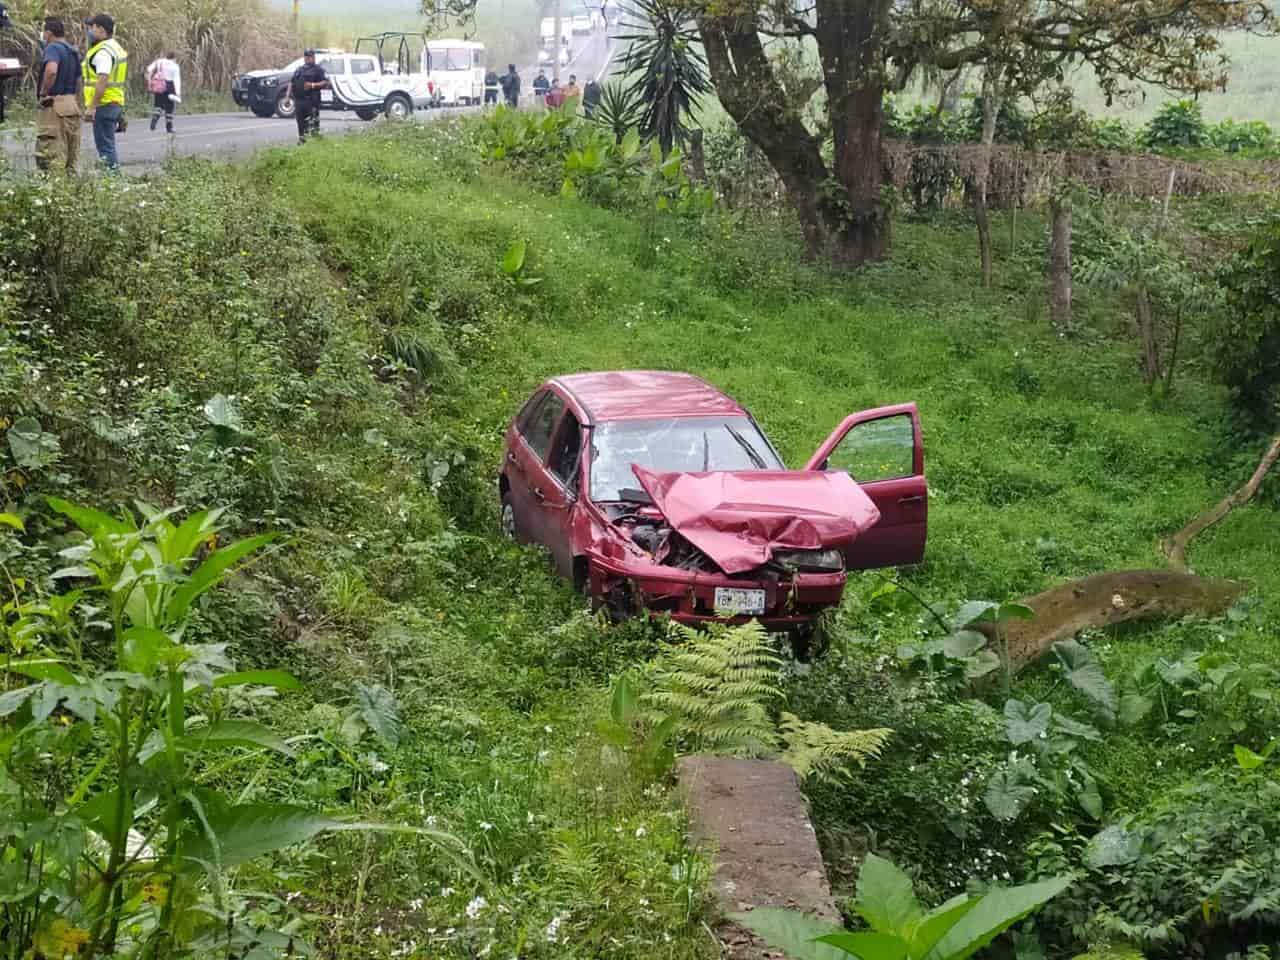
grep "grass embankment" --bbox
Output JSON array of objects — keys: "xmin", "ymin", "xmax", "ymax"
[{"xmin": 4, "ymin": 121, "xmax": 1278, "ymax": 956}]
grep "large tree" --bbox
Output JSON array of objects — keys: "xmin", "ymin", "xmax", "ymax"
[{"xmin": 696, "ymin": 0, "xmax": 1270, "ymax": 265}]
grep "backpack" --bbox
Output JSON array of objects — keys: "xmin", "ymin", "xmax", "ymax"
[{"xmin": 148, "ymin": 63, "xmax": 168, "ymax": 94}]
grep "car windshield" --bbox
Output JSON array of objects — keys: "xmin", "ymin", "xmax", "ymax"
[
  {"xmin": 590, "ymin": 416, "xmax": 783, "ymax": 502},
  {"xmin": 430, "ymin": 47, "xmax": 473, "ymax": 70}
]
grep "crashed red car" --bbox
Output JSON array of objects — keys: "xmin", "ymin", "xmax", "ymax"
[{"xmin": 498, "ymin": 371, "xmax": 927, "ymax": 635}]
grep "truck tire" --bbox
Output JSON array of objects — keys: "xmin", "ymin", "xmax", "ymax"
[
  {"xmin": 355, "ymin": 107, "xmax": 380, "ymax": 121},
  {"xmin": 275, "ymin": 92, "xmax": 296, "ymax": 119},
  {"xmin": 384, "ymin": 93, "xmax": 412, "ymax": 120},
  {"xmin": 250, "ymin": 103, "xmax": 275, "ymax": 118}
]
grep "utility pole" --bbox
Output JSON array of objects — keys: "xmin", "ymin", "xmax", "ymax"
[
  {"xmin": 553, "ymin": 0, "xmax": 562, "ymax": 84},
  {"xmin": 292, "ymin": 0, "xmax": 299, "ymax": 33}
]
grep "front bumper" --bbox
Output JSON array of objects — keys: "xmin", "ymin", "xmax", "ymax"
[
  {"xmin": 587, "ymin": 557, "xmax": 845, "ymax": 630},
  {"xmin": 245, "ymin": 80, "xmax": 281, "ymax": 112}
]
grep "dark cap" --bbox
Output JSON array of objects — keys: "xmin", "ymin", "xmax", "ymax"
[
  {"xmin": 87, "ymin": 13, "xmax": 114, "ymax": 34},
  {"xmin": 303, "ymin": 47, "xmax": 316, "ymax": 56}
]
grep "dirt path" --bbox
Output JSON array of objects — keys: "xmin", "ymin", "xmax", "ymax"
[{"xmin": 679, "ymin": 757, "xmax": 839, "ymax": 958}]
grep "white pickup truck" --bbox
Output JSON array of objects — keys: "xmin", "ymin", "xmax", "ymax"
[{"xmin": 319, "ymin": 52, "xmax": 437, "ymax": 120}]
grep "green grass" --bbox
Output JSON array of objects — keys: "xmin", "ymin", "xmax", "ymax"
[{"xmin": 5, "ymin": 118, "xmax": 1279, "ymax": 956}]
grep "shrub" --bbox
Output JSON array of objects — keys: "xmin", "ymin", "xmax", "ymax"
[
  {"xmin": 1141, "ymin": 99, "xmax": 1209, "ymax": 151},
  {"xmin": 1209, "ymin": 118, "xmax": 1276, "ymax": 154},
  {"xmin": 1215, "ymin": 215, "xmax": 1280, "ymax": 425}
]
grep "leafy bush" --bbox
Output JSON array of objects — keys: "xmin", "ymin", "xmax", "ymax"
[
  {"xmin": 1141, "ymin": 99, "xmax": 1209, "ymax": 151},
  {"xmin": 1031, "ymin": 770, "xmax": 1280, "ymax": 956},
  {"xmin": 1209, "ymin": 118, "xmax": 1276, "ymax": 153},
  {"xmin": 1215, "ymin": 215, "xmax": 1280, "ymax": 425}
]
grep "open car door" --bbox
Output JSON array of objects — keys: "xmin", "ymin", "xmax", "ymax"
[{"xmin": 804, "ymin": 403, "xmax": 926, "ymax": 570}]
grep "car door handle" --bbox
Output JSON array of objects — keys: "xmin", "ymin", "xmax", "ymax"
[
  {"xmin": 531, "ymin": 487, "xmax": 545, "ymax": 502},
  {"xmin": 898, "ymin": 495, "xmax": 925, "ymax": 505}
]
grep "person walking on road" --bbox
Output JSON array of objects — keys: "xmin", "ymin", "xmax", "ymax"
[
  {"xmin": 500, "ymin": 63, "xmax": 520, "ymax": 107},
  {"xmin": 289, "ymin": 48, "xmax": 330, "ymax": 144},
  {"xmin": 82, "ymin": 13, "xmax": 128, "ymax": 171},
  {"xmin": 483, "ymin": 68, "xmax": 500, "ymax": 105},
  {"xmin": 532, "ymin": 68, "xmax": 549, "ymax": 103},
  {"xmin": 583, "ymin": 77, "xmax": 601, "ymax": 118},
  {"xmin": 35, "ymin": 18, "xmax": 81, "ymax": 175},
  {"xmin": 145, "ymin": 50, "xmax": 181, "ymax": 133}
]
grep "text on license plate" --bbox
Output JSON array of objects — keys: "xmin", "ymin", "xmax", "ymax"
[
  {"xmin": 714, "ymin": 587, "xmax": 766, "ymax": 616},
  {"xmin": 320, "ymin": 90, "xmax": 333, "ymax": 102}
]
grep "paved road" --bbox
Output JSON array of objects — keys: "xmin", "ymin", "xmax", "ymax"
[{"xmin": 0, "ymin": 30, "xmax": 617, "ymax": 173}]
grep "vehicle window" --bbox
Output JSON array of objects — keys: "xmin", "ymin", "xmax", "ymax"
[
  {"xmin": 350, "ymin": 58, "xmax": 376, "ymax": 75},
  {"xmin": 522, "ymin": 393, "xmax": 564, "ymax": 461},
  {"xmin": 828, "ymin": 414, "xmax": 915, "ymax": 482},
  {"xmin": 515, "ymin": 390, "xmax": 547, "ymax": 433},
  {"xmin": 320, "ymin": 58, "xmax": 344, "ymax": 75},
  {"xmin": 590, "ymin": 416, "xmax": 784, "ymax": 502},
  {"xmin": 547, "ymin": 413, "xmax": 583, "ymax": 490},
  {"xmin": 430, "ymin": 47, "xmax": 473, "ymax": 70},
  {"xmin": 473, "ymin": 50, "xmax": 482, "ymax": 67}
]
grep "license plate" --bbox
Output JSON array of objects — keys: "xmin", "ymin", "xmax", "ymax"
[
  {"xmin": 714, "ymin": 587, "xmax": 766, "ymax": 616},
  {"xmin": 320, "ymin": 89, "xmax": 333, "ymax": 102}
]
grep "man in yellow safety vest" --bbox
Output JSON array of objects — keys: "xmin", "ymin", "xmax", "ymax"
[{"xmin": 82, "ymin": 13, "xmax": 127, "ymax": 171}]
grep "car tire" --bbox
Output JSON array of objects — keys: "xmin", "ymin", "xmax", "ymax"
[
  {"xmin": 275, "ymin": 92, "xmax": 296, "ymax": 119},
  {"xmin": 384, "ymin": 93, "xmax": 412, "ymax": 120},
  {"xmin": 500, "ymin": 490, "xmax": 518, "ymax": 541},
  {"xmin": 250, "ymin": 103, "xmax": 275, "ymax": 118},
  {"xmin": 355, "ymin": 107, "xmax": 380, "ymax": 121}
]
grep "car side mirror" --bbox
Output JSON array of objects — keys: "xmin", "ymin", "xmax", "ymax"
[{"xmin": 818, "ymin": 458, "xmax": 829, "ymax": 471}]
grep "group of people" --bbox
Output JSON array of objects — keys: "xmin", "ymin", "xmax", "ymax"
[
  {"xmin": 34, "ymin": 12, "xmax": 183, "ymax": 174},
  {"xmin": 482, "ymin": 63, "xmax": 602, "ymax": 115}
]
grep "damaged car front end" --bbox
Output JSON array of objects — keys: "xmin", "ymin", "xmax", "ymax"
[{"xmin": 499, "ymin": 371, "xmax": 927, "ymax": 639}]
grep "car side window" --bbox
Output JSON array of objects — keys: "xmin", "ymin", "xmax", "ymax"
[
  {"xmin": 547, "ymin": 413, "xmax": 583, "ymax": 491},
  {"xmin": 320, "ymin": 58, "xmax": 344, "ymax": 75},
  {"xmin": 828, "ymin": 414, "xmax": 915, "ymax": 482},
  {"xmin": 350, "ymin": 58, "xmax": 376, "ymax": 75},
  {"xmin": 522, "ymin": 393, "xmax": 564, "ymax": 461}
]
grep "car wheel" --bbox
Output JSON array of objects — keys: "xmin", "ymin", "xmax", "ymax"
[
  {"xmin": 385, "ymin": 93, "xmax": 412, "ymax": 120},
  {"xmin": 275, "ymin": 92, "xmax": 296, "ymax": 119},
  {"xmin": 500, "ymin": 490, "xmax": 518, "ymax": 541},
  {"xmin": 355, "ymin": 107, "xmax": 380, "ymax": 121},
  {"xmin": 250, "ymin": 103, "xmax": 275, "ymax": 118}
]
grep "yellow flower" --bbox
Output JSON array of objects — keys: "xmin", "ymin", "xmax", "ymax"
[
  {"xmin": 142, "ymin": 878, "xmax": 169, "ymax": 907},
  {"xmin": 32, "ymin": 918, "xmax": 90, "ymax": 959}
]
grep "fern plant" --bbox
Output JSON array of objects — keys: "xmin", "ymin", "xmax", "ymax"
[
  {"xmin": 631, "ymin": 622, "xmax": 895, "ymax": 783},
  {"xmin": 779, "ymin": 713, "xmax": 893, "ymax": 782},
  {"xmin": 644, "ymin": 621, "xmax": 783, "ymax": 757}
]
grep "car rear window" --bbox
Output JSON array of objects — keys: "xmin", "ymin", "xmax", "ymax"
[
  {"xmin": 590, "ymin": 416, "xmax": 783, "ymax": 502},
  {"xmin": 522, "ymin": 392, "xmax": 564, "ymax": 461}
]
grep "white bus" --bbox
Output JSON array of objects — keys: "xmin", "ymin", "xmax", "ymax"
[{"xmin": 421, "ymin": 39, "xmax": 485, "ymax": 105}]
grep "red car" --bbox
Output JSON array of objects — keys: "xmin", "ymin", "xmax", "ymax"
[{"xmin": 499, "ymin": 371, "xmax": 927, "ymax": 640}]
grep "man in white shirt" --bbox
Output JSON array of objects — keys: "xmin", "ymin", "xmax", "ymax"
[{"xmin": 146, "ymin": 50, "xmax": 181, "ymax": 132}]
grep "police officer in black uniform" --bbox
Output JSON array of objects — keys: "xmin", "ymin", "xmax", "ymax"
[{"xmin": 290, "ymin": 48, "xmax": 330, "ymax": 144}]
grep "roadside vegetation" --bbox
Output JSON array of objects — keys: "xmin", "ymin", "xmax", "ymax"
[{"xmin": 5, "ymin": 86, "xmax": 1280, "ymax": 960}]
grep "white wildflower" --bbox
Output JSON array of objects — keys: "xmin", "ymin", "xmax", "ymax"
[
  {"xmin": 635, "ymin": 826, "xmax": 647, "ymax": 839},
  {"xmin": 466, "ymin": 896, "xmax": 487, "ymax": 920},
  {"xmin": 408, "ymin": 898, "xmax": 424, "ymax": 911},
  {"xmin": 480, "ymin": 821, "xmax": 494, "ymax": 832}
]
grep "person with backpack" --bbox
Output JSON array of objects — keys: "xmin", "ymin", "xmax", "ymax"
[
  {"xmin": 145, "ymin": 50, "xmax": 180, "ymax": 133},
  {"xmin": 35, "ymin": 18, "xmax": 81, "ymax": 174},
  {"xmin": 81, "ymin": 13, "xmax": 127, "ymax": 171},
  {"xmin": 289, "ymin": 48, "xmax": 330, "ymax": 144}
]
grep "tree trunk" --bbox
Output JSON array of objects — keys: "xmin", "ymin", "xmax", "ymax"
[
  {"xmin": 816, "ymin": 0, "xmax": 892, "ymax": 265},
  {"xmin": 699, "ymin": 17, "xmax": 847, "ymax": 260},
  {"xmin": 973, "ymin": 69, "xmax": 1001, "ymax": 289},
  {"xmin": 1048, "ymin": 196, "xmax": 1072, "ymax": 332},
  {"xmin": 1136, "ymin": 285, "xmax": 1161, "ymax": 385},
  {"xmin": 686, "ymin": 128, "xmax": 706, "ymax": 182}
]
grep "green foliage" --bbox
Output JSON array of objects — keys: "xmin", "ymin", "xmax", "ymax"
[
  {"xmin": 1215, "ymin": 215, "xmax": 1280, "ymax": 425},
  {"xmin": 615, "ymin": 0, "xmax": 710, "ymax": 155},
  {"xmin": 594, "ymin": 80, "xmax": 646, "ymax": 142},
  {"xmin": 1141, "ymin": 100, "xmax": 1209, "ymax": 151},
  {"xmin": 779, "ymin": 714, "xmax": 894, "ymax": 783},
  {"xmin": 1209, "ymin": 118, "xmax": 1276, "ymax": 153},
  {"xmin": 733, "ymin": 854, "xmax": 1070, "ymax": 960},
  {"xmin": 0, "ymin": 500, "xmax": 456, "ymax": 956}
]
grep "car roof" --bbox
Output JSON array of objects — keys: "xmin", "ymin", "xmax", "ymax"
[{"xmin": 551, "ymin": 371, "xmax": 746, "ymax": 424}]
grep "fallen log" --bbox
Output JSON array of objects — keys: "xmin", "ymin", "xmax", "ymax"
[{"xmin": 995, "ymin": 570, "xmax": 1245, "ymax": 671}]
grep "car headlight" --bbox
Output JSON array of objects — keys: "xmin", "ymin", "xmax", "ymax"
[
  {"xmin": 259, "ymin": 76, "xmax": 277, "ymax": 86},
  {"xmin": 772, "ymin": 549, "xmax": 844, "ymax": 572}
]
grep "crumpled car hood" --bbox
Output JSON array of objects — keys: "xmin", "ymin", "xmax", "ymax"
[{"xmin": 631, "ymin": 466, "xmax": 880, "ymax": 575}]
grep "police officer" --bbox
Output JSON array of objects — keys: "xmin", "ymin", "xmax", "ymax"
[
  {"xmin": 82, "ymin": 13, "xmax": 127, "ymax": 171},
  {"xmin": 500, "ymin": 63, "xmax": 520, "ymax": 107},
  {"xmin": 583, "ymin": 77, "xmax": 602, "ymax": 118},
  {"xmin": 483, "ymin": 67, "xmax": 499, "ymax": 105},
  {"xmin": 532, "ymin": 68, "xmax": 550, "ymax": 103},
  {"xmin": 290, "ymin": 48, "xmax": 330, "ymax": 144},
  {"xmin": 36, "ymin": 18, "xmax": 81, "ymax": 174}
]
